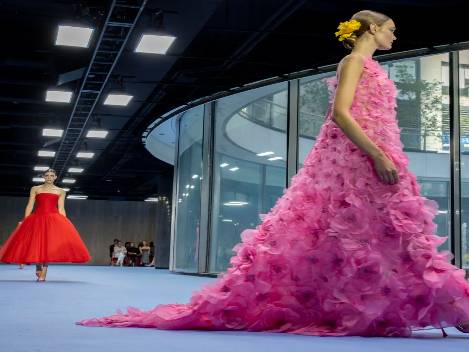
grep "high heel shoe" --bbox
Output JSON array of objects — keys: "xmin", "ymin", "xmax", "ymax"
[
  {"xmin": 38, "ymin": 267, "xmax": 48, "ymax": 282},
  {"xmin": 455, "ymin": 322, "xmax": 469, "ymax": 333},
  {"xmin": 441, "ymin": 328, "xmax": 448, "ymax": 338}
]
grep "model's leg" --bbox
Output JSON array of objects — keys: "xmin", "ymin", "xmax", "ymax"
[
  {"xmin": 35, "ymin": 264, "xmax": 43, "ymax": 281},
  {"xmin": 39, "ymin": 263, "xmax": 48, "ymax": 281}
]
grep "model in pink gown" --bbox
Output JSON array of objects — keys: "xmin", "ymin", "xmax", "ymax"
[{"xmin": 78, "ymin": 56, "xmax": 469, "ymax": 336}]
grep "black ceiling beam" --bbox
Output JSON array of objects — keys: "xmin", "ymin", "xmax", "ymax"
[{"xmin": 51, "ymin": 0, "xmax": 147, "ymax": 177}]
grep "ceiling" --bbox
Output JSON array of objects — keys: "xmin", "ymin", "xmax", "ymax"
[{"xmin": 0, "ymin": 0, "xmax": 467, "ymax": 200}]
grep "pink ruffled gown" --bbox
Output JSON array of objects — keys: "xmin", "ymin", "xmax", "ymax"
[{"xmin": 78, "ymin": 56, "xmax": 469, "ymax": 336}]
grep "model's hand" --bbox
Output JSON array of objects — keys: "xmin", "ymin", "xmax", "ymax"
[{"xmin": 372, "ymin": 152, "xmax": 399, "ymax": 185}]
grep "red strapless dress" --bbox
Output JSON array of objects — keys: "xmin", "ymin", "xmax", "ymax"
[{"xmin": 0, "ymin": 193, "xmax": 91, "ymax": 263}]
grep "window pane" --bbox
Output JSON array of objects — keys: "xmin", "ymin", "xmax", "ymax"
[
  {"xmin": 389, "ymin": 54, "xmax": 451, "ymax": 251},
  {"xmin": 460, "ymin": 49, "xmax": 469, "ymax": 268},
  {"xmin": 209, "ymin": 83, "xmax": 288, "ymax": 272},
  {"xmin": 298, "ymin": 73, "xmax": 336, "ymax": 166},
  {"xmin": 174, "ymin": 106, "xmax": 204, "ymax": 271}
]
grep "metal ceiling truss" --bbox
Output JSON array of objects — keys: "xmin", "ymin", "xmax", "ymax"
[{"xmin": 52, "ymin": 0, "xmax": 147, "ymax": 177}]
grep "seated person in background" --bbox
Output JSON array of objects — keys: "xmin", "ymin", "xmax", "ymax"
[
  {"xmin": 109, "ymin": 239, "xmax": 119, "ymax": 265},
  {"xmin": 124, "ymin": 242, "xmax": 131, "ymax": 266},
  {"xmin": 149, "ymin": 241, "xmax": 155, "ymax": 264},
  {"xmin": 126, "ymin": 242, "xmax": 139, "ymax": 267},
  {"xmin": 147, "ymin": 241, "xmax": 155, "ymax": 267},
  {"xmin": 113, "ymin": 241, "xmax": 127, "ymax": 267},
  {"xmin": 139, "ymin": 241, "xmax": 151, "ymax": 266}
]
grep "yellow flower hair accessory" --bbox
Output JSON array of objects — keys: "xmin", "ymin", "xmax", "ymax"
[{"xmin": 335, "ymin": 19, "xmax": 361, "ymax": 41}]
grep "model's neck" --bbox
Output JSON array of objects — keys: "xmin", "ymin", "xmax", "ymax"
[{"xmin": 352, "ymin": 38, "xmax": 377, "ymax": 59}]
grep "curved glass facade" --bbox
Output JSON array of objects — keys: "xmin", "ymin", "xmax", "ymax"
[
  {"xmin": 209, "ymin": 83, "xmax": 288, "ymax": 272},
  {"xmin": 173, "ymin": 106, "xmax": 204, "ymax": 272},
  {"xmin": 146, "ymin": 49, "xmax": 469, "ymax": 274}
]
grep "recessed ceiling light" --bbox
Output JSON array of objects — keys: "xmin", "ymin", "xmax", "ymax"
[
  {"xmin": 86, "ymin": 130, "xmax": 108, "ymax": 138},
  {"xmin": 267, "ymin": 156, "xmax": 283, "ymax": 161},
  {"xmin": 42, "ymin": 128, "xmax": 64, "ymax": 137},
  {"xmin": 68, "ymin": 167, "xmax": 84, "ymax": 173},
  {"xmin": 135, "ymin": 34, "xmax": 176, "ymax": 54},
  {"xmin": 62, "ymin": 187, "xmax": 70, "ymax": 192},
  {"xmin": 103, "ymin": 93, "xmax": 133, "ymax": 106},
  {"xmin": 144, "ymin": 197, "xmax": 159, "ymax": 202},
  {"xmin": 34, "ymin": 166, "xmax": 50, "ymax": 171},
  {"xmin": 223, "ymin": 201, "xmax": 248, "ymax": 206},
  {"xmin": 46, "ymin": 90, "xmax": 73, "ymax": 103},
  {"xmin": 32, "ymin": 177, "xmax": 45, "ymax": 183},
  {"xmin": 191, "ymin": 174, "xmax": 199, "ymax": 179},
  {"xmin": 62, "ymin": 178, "xmax": 76, "ymax": 184},
  {"xmin": 220, "ymin": 163, "xmax": 229, "ymax": 168},
  {"xmin": 55, "ymin": 25, "xmax": 93, "ymax": 48},
  {"xmin": 67, "ymin": 195, "xmax": 87, "ymax": 199},
  {"xmin": 38, "ymin": 150, "xmax": 56, "ymax": 157},
  {"xmin": 76, "ymin": 152, "xmax": 94, "ymax": 159},
  {"xmin": 256, "ymin": 151, "xmax": 275, "ymax": 157},
  {"xmin": 229, "ymin": 167, "xmax": 239, "ymax": 172}
]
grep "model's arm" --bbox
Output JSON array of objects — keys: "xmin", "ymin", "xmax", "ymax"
[
  {"xmin": 332, "ymin": 54, "xmax": 398, "ymax": 185},
  {"xmin": 24, "ymin": 187, "xmax": 37, "ymax": 219},
  {"xmin": 58, "ymin": 189, "xmax": 67, "ymax": 217}
]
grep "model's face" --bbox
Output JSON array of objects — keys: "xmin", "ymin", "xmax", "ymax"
[
  {"xmin": 374, "ymin": 19, "xmax": 396, "ymax": 50},
  {"xmin": 43, "ymin": 171, "xmax": 57, "ymax": 184}
]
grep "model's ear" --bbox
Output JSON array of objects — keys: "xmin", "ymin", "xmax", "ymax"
[{"xmin": 369, "ymin": 23, "xmax": 378, "ymax": 34}]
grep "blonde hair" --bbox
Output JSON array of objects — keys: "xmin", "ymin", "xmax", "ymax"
[
  {"xmin": 43, "ymin": 168, "xmax": 57, "ymax": 176},
  {"xmin": 342, "ymin": 10, "xmax": 390, "ymax": 50}
]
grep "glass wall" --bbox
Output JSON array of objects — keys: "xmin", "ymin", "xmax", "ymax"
[
  {"xmin": 173, "ymin": 106, "xmax": 204, "ymax": 271},
  {"xmin": 209, "ymin": 83, "xmax": 288, "ymax": 272},
  {"xmin": 460, "ymin": 50, "xmax": 469, "ymax": 268},
  {"xmin": 387, "ymin": 54, "xmax": 451, "ymax": 250},
  {"xmin": 162, "ymin": 49, "xmax": 468, "ymax": 274},
  {"xmin": 298, "ymin": 73, "xmax": 336, "ymax": 166}
]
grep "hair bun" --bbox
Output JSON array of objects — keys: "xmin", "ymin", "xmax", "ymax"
[{"xmin": 342, "ymin": 34, "xmax": 357, "ymax": 50}]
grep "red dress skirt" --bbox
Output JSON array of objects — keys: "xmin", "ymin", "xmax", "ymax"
[{"xmin": 0, "ymin": 193, "xmax": 91, "ymax": 263}]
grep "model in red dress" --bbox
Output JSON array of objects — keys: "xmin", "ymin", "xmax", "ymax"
[{"xmin": 0, "ymin": 169, "xmax": 90, "ymax": 281}]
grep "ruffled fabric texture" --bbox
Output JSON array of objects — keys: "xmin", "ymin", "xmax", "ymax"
[{"xmin": 78, "ymin": 57, "xmax": 469, "ymax": 336}]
